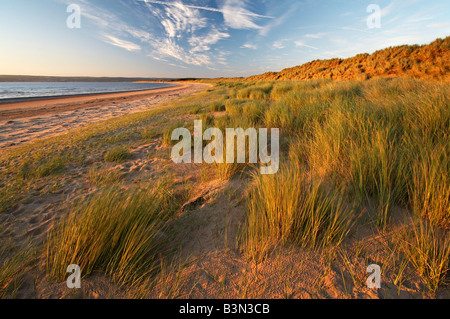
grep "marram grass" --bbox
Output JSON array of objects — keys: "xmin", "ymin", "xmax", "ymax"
[
  {"xmin": 239, "ymin": 163, "xmax": 355, "ymax": 262},
  {"xmin": 46, "ymin": 181, "xmax": 181, "ymax": 286}
]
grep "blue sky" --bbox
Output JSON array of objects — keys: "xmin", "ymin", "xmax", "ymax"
[{"xmin": 0, "ymin": 0, "xmax": 449, "ymax": 78}]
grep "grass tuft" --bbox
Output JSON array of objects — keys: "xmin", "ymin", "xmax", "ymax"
[
  {"xmin": 103, "ymin": 146, "xmax": 132, "ymax": 163},
  {"xmin": 240, "ymin": 163, "xmax": 354, "ymax": 262},
  {"xmin": 46, "ymin": 181, "xmax": 181, "ymax": 286},
  {"xmin": 398, "ymin": 219, "xmax": 450, "ymax": 293}
]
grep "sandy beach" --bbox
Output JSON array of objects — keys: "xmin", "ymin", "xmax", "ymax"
[{"xmin": 0, "ymin": 82, "xmax": 208, "ymax": 149}]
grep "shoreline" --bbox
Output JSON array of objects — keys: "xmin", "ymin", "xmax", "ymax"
[
  {"xmin": 0, "ymin": 82, "xmax": 192, "ymax": 120},
  {"xmin": 0, "ymin": 82, "xmax": 177, "ymax": 105},
  {"xmin": 0, "ymin": 82, "xmax": 208, "ymax": 148}
]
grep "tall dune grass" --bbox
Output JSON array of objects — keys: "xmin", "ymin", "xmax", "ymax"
[
  {"xmin": 235, "ymin": 83, "xmax": 273, "ymax": 100},
  {"xmin": 398, "ymin": 219, "xmax": 450, "ymax": 293},
  {"xmin": 0, "ymin": 240, "xmax": 34, "ymax": 298},
  {"xmin": 46, "ymin": 181, "xmax": 181, "ymax": 286},
  {"xmin": 240, "ymin": 163, "xmax": 354, "ymax": 262},
  {"xmin": 410, "ymin": 144, "xmax": 449, "ymax": 229},
  {"xmin": 235, "ymin": 78, "xmax": 449, "ymax": 268},
  {"xmin": 262, "ymin": 78, "xmax": 447, "ymax": 228}
]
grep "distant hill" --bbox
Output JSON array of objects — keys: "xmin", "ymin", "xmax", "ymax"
[{"xmin": 246, "ymin": 37, "xmax": 449, "ymax": 82}]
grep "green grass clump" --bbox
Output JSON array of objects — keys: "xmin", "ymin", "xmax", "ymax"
[
  {"xmin": 270, "ymin": 82, "xmax": 294, "ymax": 100},
  {"xmin": 242, "ymin": 101, "xmax": 266, "ymax": 124},
  {"xmin": 410, "ymin": 144, "xmax": 450, "ymax": 229},
  {"xmin": 199, "ymin": 113, "xmax": 215, "ymax": 127},
  {"xmin": 103, "ymin": 146, "xmax": 132, "ymax": 163},
  {"xmin": 188, "ymin": 105, "xmax": 202, "ymax": 114},
  {"xmin": 86, "ymin": 166, "xmax": 123, "ymax": 186},
  {"xmin": 0, "ymin": 241, "xmax": 34, "ymax": 298},
  {"xmin": 236, "ymin": 83, "xmax": 273, "ymax": 100},
  {"xmin": 17, "ymin": 152, "xmax": 71, "ymax": 179},
  {"xmin": 46, "ymin": 182, "xmax": 181, "ymax": 286},
  {"xmin": 0, "ymin": 182, "xmax": 25, "ymax": 214},
  {"xmin": 214, "ymin": 162, "xmax": 245, "ymax": 180},
  {"xmin": 210, "ymin": 101, "xmax": 226, "ymax": 112},
  {"xmin": 398, "ymin": 219, "xmax": 450, "ymax": 293},
  {"xmin": 162, "ymin": 121, "xmax": 185, "ymax": 146},
  {"xmin": 140, "ymin": 127, "xmax": 158, "ymax": 142},
  {"xmin": 225, "ymin": 99, "xmax": 245, "ymax": 117},
  {"xmin": 240, "ymin": 163, "xmax": 354, "ymax": 261}
]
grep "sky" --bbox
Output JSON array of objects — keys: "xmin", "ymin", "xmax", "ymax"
[{"xmin": 0, "ymin": 0, "xmax": 449, "ymax": 78}]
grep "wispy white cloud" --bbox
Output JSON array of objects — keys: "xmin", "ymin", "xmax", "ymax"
[
  {"xmin": 140, "ymin": 0, "xmax": 271, "ymax": 18},
  {"xmin": 58, "ymin": 0, "xmax": 155, "ymax": 45},
  {"xmin": 221, "ymin": 0, "xmax": 266, "ymax": 30},
  {"xmin": 102, "ymin": 34, "xmax": 141, "ymax": 52},
  {"xmin": 159, "ymin": 1, "xmax": 207, "ymax": 38},
  {"xmin": 294, "ymin": 41, "xmax": 318, "ymax": 50},
  {"xmin": 152, "ymin": 38, "xmax": 210, "ymax": 65},
  {"xmin": 241, "ymin": 43, "xmax": 258, "ymax": 50},
  {"xmin": 150, "ymin": 55, "xmax": 169, "ymax": 62},
  {"xmin": 168, "ymin": 62, "xmax": 188, "ymax": 69},
  {"xmin": 305, "ymin": 32, "xmax": 326, "ymax": 39},
  {"xmin": 380, "ymin": 2, "xmax": 396, "ymax": 18},
  {"xmin": 340, "ymin": 26, "xmax": 375, "ymax": 34},
  {"xmin": 272, "ymin": 40, "xmax": 286, "ymax": 49},
  {"xmin": 259, "ymin": 2, "xmax": 300, "ymax": 36},
  {"xmin": 189, "ymin": 29, "xmax": 230, "ymax": 52},
  {"xmin": 140, "ymin": 0, "xmax": 271, "ymax": 30},
  {"xmin": 427, "ymin": 22, "xmax": 450, "ymax": 28}
]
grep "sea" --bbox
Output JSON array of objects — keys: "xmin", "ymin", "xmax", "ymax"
[{"xmin": 0, "ymin": 82, "xmax": 177, "ymax": 101}]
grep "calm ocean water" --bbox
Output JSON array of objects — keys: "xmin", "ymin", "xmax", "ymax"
[{"xmin": 0, "ymin": 82, "xmax": 177, "ymax": 100}]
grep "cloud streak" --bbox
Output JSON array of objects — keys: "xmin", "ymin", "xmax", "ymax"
[
  {"xmin": 102, "ymin": 34, "xmax": 142, "ymax": 52},
  {"xmin": 241, "ymin": 43, "xmax": 258, "ymax": 50},
  {"xmin": 139, "ymin": 0, "xmax": 273, "ymax": 18},
  {"xmin": 295, "ymin": 41, "xmax": 318, "ymax": 50},
  {"xmin": 140, "ymin": 0, "xmax": 272, "ymax": 30}
]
